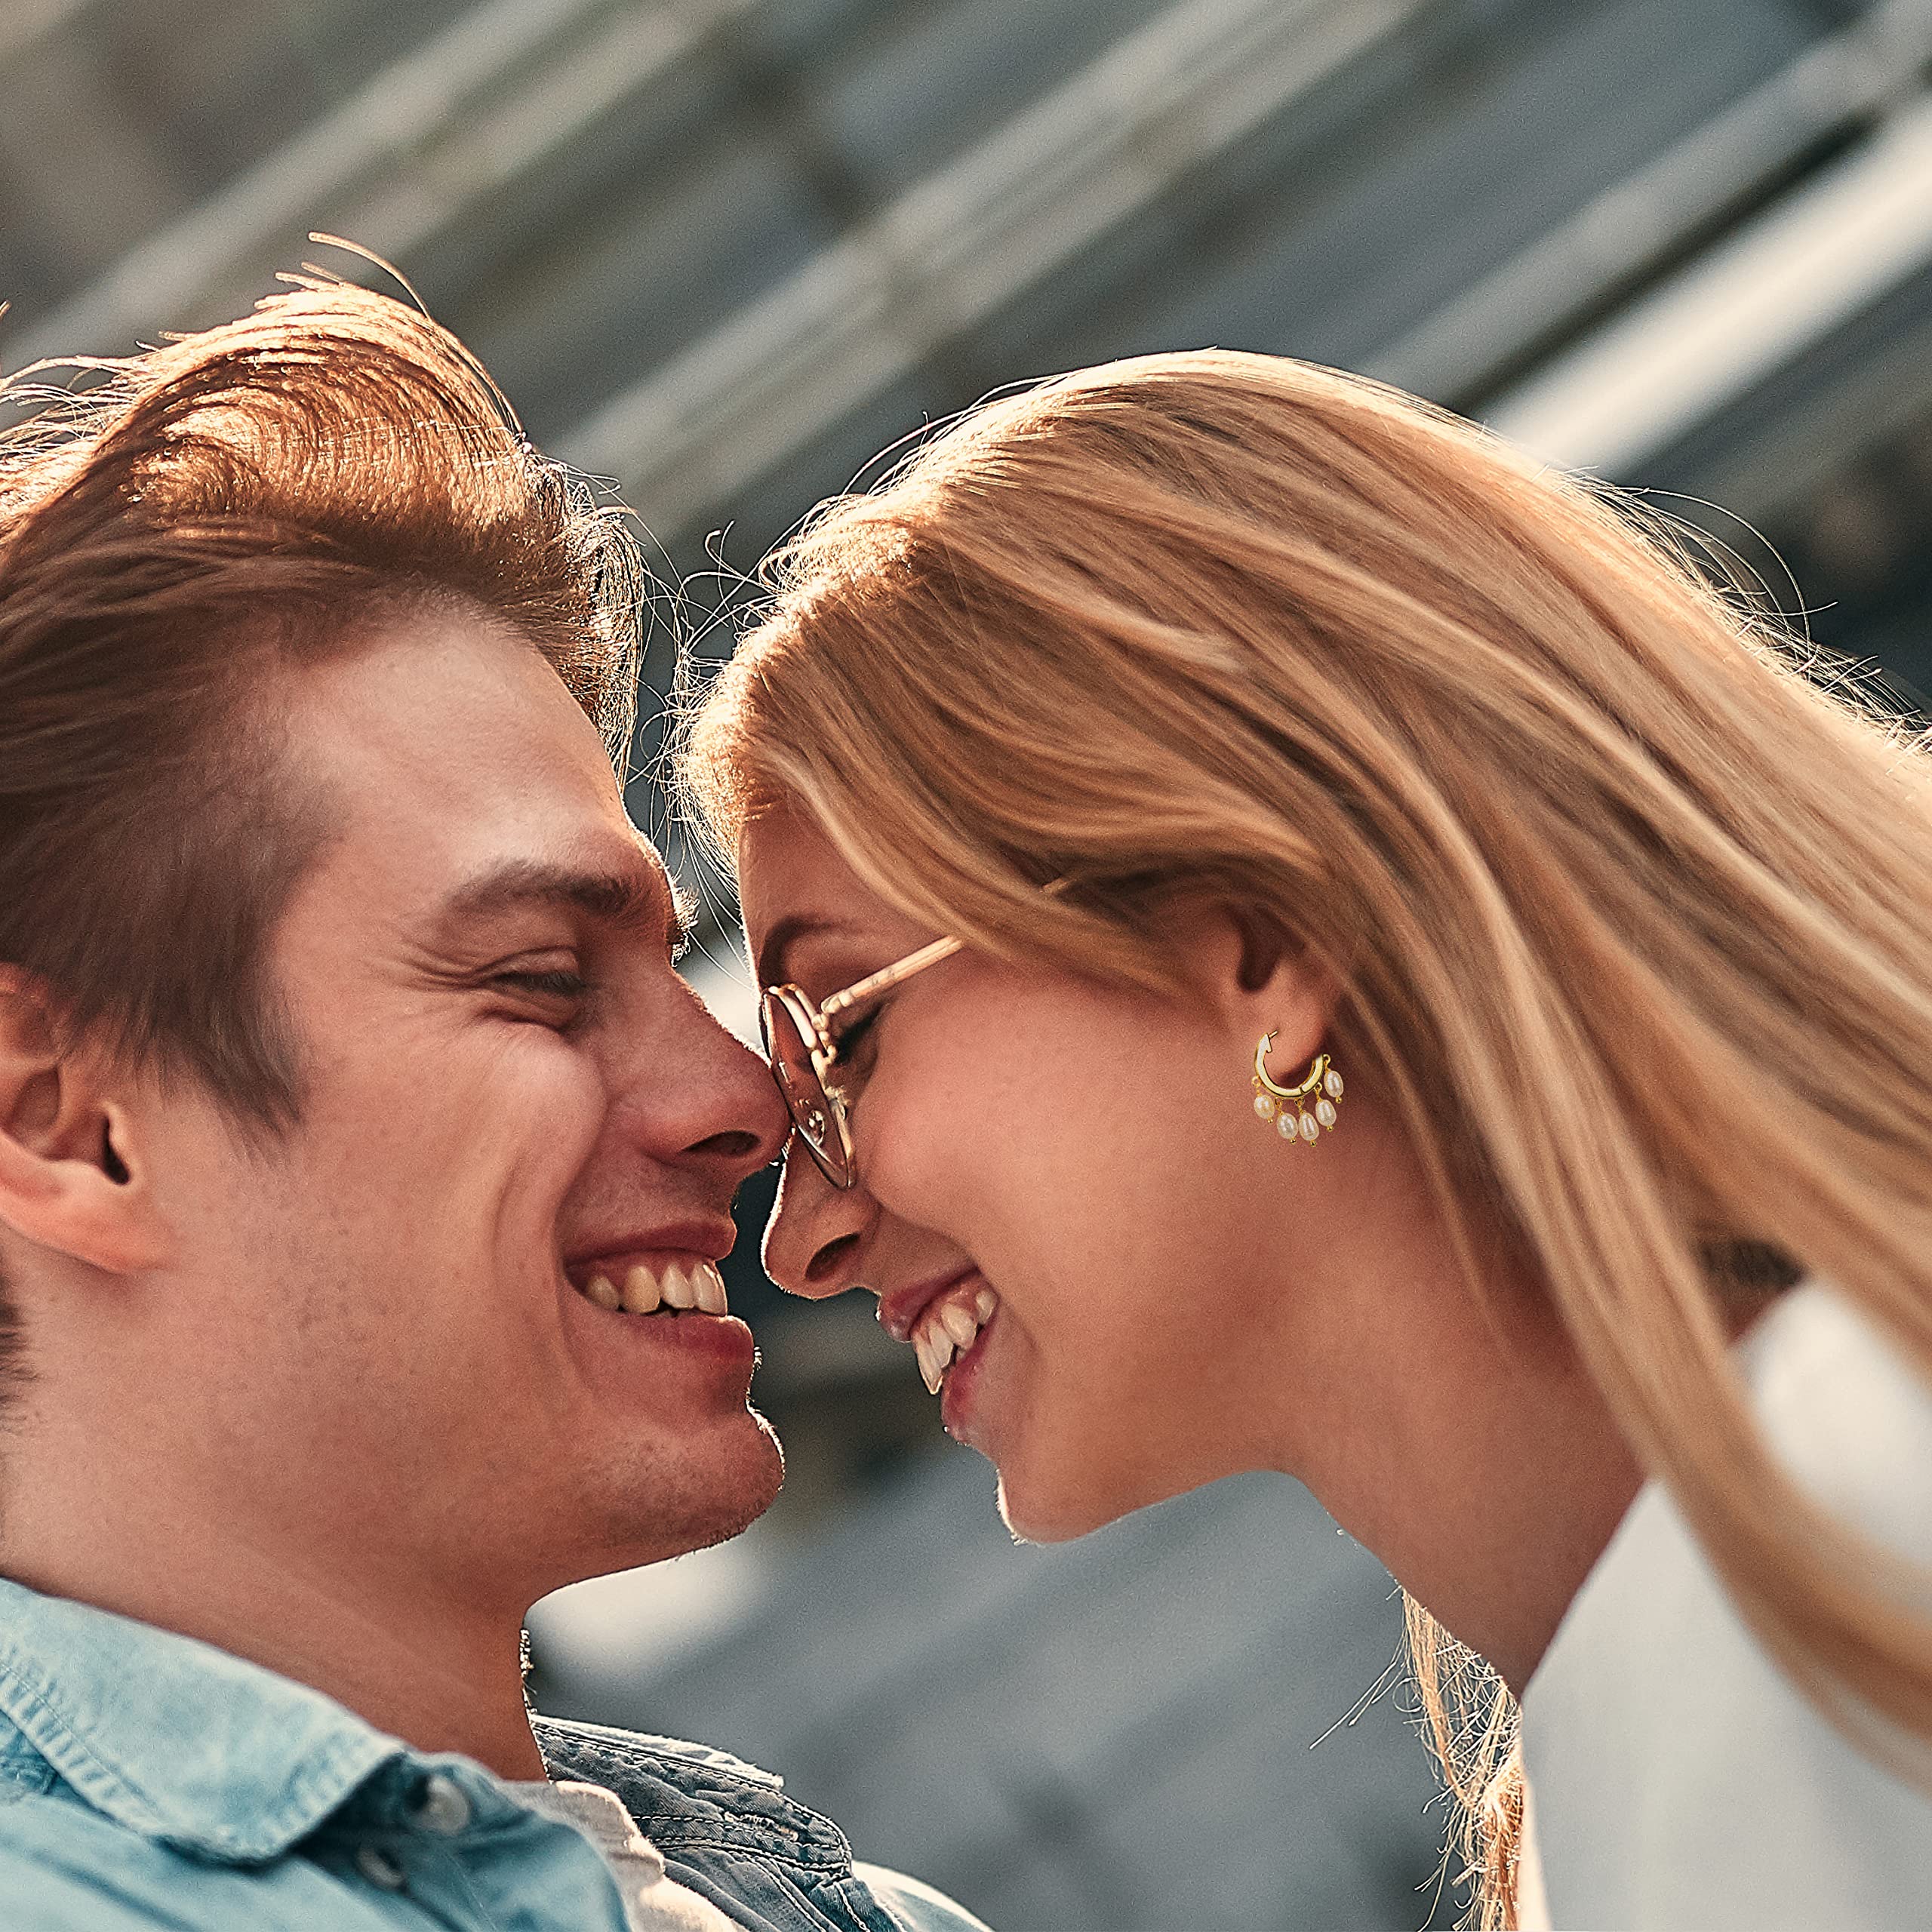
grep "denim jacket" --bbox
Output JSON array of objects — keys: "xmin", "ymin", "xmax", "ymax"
[{"xmin": 0, "ymin": 1577, "xmax": 988, "ymax": 1932}]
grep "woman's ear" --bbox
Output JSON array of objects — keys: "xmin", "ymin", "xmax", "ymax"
[
  {"xmin": 1229, "ymin": 906, "xmax": 1289, "ymax": 995},
  {"xmin": 0, "ymin": 971, "xmax": 171, "ymax": 1275},
  {"xmin": 1177, "ymin": 906, "xmax": 1339, "ymax": 1068}
]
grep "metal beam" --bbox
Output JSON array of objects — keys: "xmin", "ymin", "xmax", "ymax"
[
  {"xmin": 561, "ymin": 0, "xmax": 1435, "ymax": 529},
  {"xmin": 14, "ymin": 0, "xmax": 759, "ymax": 360},
  {"xmin": 1374, "ymin": 0, "xmax": 1932, "ymax": 405},
  {"xmin": 1487, "ymin": 81, "xmax": 1932, "ymax": 476}
]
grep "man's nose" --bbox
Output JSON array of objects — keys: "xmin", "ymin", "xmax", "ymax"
[
  {"xmin": 628, "ymin": 986, "xmax": 791, "ymax": 1184},
  {"xmin": 761, "ymin": 1151, "xmax": 873, "ymax": 1303},
  {"xmin": 697, "ymin": 1041, "xmax": 792, "ymax": 1183}
]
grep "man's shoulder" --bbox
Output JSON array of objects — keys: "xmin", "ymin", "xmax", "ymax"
[{"xmin": 531, "ymin": 1714, "xmax": 992, "ymax": 1932}]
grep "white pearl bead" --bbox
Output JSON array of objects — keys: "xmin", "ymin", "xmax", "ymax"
[
  {"xmin": 1297, "ymin": 1112, "xmax": 1319, "ymax": 1141},
  {"xmin": 1323, "ymin": 1069, "xmax": 1344, "ymax": 1098},
  {"xmin": 1276, "ymin": 1111, "xmax": 1297, "ymax": 1138},
  {"xmin": 1254, "ymin": 1093, "xmax": 1277, "ymax": 1121},
  {"xmin": 1315, "ymin": 1098, "xmax": 1337, "ymax": 1128}
]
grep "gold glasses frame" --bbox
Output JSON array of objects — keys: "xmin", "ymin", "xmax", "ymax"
[
  {"xmin": 760, "ymin": 933, "xmax": 963, "ymax": 1189},
  {"xmin": 758, "ymin": 879, "xmax": 1072, "ymax": 1189}
]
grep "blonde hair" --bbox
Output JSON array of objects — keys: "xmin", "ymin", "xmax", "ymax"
[{"xmin": 678, "ymin": 349, "xmax": 1932, "ymax": 1925}]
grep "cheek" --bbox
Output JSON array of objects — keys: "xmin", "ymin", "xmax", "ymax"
[
  {"xmin": 308, "ymin": 1024, "xmax": 607, "ymax": 1243},
  {"xmin": 868, "ymin": 1004, "xmax": 1237, "ymax": 1281},
  {"xmin": 937, "ymin": 1030, "xmax": 1266, "ymax": 1379},
  {"xmin": 857, "ymin": 972, "xmax": 1263, "ymax": 1364},
  {"xmin": 994, "ymin": 1022, "xmax": 1245, "ymax": 1241},
  {"xmin": 859, "ymin": 1035, "xmax": 1104, "ymax": 1238},
  {"xmin": 474, "ymin": 1034, "xmax": 607, "ymax": 1213},
  {"xmin": 472, "ymin": 1028, "xmax": 605, "ymax": 1160}
]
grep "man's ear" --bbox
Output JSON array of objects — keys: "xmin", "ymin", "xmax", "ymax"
[{"xmin": 0, "ymin": 971, "xmax": 171, "ymax": 1275}]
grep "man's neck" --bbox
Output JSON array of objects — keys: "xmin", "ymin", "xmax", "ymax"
[{"xmin": 5, "ymin": 1491, "xmax": 549, "ymax": 1779}]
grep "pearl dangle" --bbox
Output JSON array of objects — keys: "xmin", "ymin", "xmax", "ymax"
[{"xmin": 1251, "ymin": 1031, "xmax": 1343, "ymax": 1146}]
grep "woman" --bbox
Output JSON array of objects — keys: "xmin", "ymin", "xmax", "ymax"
[{"xmin": 675, "ymin": 351, "xmax": 1932, "ymax": 1927}]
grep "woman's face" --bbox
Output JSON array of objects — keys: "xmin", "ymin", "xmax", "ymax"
[{"xmin": 738, "ymin": 811, "xmax": 1349, "ymax": 1542}]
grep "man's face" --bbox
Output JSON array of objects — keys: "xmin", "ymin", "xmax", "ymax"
[{"xmin": 141, "ymin": 609, "xmax": 789, "ymax": 1606}]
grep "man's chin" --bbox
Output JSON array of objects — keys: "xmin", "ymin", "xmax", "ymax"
[
  {"xmin": 669, "ymin": 1412, "xmax": 785, "ymax": 1558},
  {"xmin": 594, "ymin": 1407, "xmax": 785, "ymax": 1571}
]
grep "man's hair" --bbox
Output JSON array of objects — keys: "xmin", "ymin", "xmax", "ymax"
[{"xmin": 0, "ymin": 277, "xmax": 643, "ymax": 1137}]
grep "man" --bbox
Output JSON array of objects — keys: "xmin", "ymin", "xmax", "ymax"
[{"xmin": 0, "ymin": 280, "xmax": 984, "ymax": 1932}]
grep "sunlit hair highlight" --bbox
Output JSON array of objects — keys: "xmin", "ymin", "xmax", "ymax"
[
  {"xmin": 0, "ymin": 275, "xmax": 641, "ymax": 1128},
  {"xmin": 680, "ymin": 349, "xmax": 1932, "ymax": 1924}
]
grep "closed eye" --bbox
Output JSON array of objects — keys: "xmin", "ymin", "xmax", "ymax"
[
  {"xmin": 490, "ymin": 967, "xmax": 592, "ymax": 1013},
  {"xmin": 827, "ymin": 1007, "xmax": 881, "ymax": 1063}
]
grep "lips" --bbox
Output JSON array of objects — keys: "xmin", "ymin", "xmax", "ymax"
[
  {"xmin": 910, "ymin": 1278, "xmax": 998, "ymax": 1393},
  {"xmin": 878, "ymin": 1265, "xmax": 976, "ymax": 1343},
  {"xmin": 877, "ymin": 1267, "xmax": 1001, "ymax": 1395}
]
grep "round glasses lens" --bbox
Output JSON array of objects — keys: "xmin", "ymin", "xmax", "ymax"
[{"xmin": 760, "ymin": 992, "xmax": 851, "ymax": 1184}]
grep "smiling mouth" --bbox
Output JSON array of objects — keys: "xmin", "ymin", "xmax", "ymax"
[
  {"xmin": 909, "ymin": 1279, "xmax": 999, "ymax": 1393},
  {"xmin": 568, "ymin": 1257, "xmax": 731, "ymax": 1318}
]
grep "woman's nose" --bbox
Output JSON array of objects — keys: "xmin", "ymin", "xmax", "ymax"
[{"xmin": 760, "ymin": 1151, "xmax": 873, "ymax": 1301}]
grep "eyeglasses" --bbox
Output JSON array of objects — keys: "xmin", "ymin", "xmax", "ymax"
[{"xmin": 760, "ymin": 933, "xmax": 962, "ymax": 1189}]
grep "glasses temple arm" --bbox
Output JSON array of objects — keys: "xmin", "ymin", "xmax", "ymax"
[{"xmin": 819, "ymin": 934, "xmax": 964, "ymax": 1028}]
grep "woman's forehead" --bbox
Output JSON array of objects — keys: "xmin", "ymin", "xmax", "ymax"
[{"xmin": 740, "ymin": 814, "xmax": 943, "ymax": 983}]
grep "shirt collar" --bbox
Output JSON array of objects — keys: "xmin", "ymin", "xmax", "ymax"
[{"xmin": 0, "ymin": 1574, "xmax": 406, "ymax": 1861}]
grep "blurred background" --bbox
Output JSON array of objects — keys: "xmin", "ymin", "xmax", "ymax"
[{"xmin": 7, "ymin": 2, "xmax": 1931, "ymax": 1924}]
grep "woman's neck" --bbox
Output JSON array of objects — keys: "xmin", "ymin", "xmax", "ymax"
[
  {"xmin": 1261, "ymin": 1129, "xmax": 1645, "ymax": 1694},
  {"xmin": 1349, "ymin": 1334, "xmax": 1644, "ymax": 1694},
  {"xmin": 1329, "ymin": 1266, "xmax": 1785, "ymax": 1691}
]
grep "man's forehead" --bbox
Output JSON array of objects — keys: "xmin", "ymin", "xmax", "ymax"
[{"xmin": 291, "ymin": 605, "xmax": 624, "ymax": 816}]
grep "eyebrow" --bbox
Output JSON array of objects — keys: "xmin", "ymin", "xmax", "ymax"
[{"xmin": 433, "ymin": 856, "xmax": 687, "ymax": 949}]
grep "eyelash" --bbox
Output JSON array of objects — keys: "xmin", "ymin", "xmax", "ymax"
[
  {"xmin": 829, "ymin": 1008, "xmax": 881, "ymax": 1059},
  {"xmin": 494, "ymin": 968, "xmax": 590, "ymax": 1003}
]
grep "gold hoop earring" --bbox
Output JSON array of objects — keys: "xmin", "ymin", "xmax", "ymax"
[{"xmin": 1252, "ymin": 1031, "xmax": 1343, "ymax": 1145}]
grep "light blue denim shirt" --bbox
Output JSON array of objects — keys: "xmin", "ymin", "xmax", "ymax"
[{"xmin": 0, "ymin": 1577, "xmax": 989, "ymax": 1932}]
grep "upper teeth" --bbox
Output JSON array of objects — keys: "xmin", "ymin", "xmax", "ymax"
[
  {"xmin": 578, "ymin": 1259, "xmax": 728, "ymax": 1316},
  {"xmin": 912, "ymin": 1282, "xmax": 998, "ymax": 1393}
]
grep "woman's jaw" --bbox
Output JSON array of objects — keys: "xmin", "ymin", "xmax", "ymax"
[{"xmin": 898, "ymin": 1218, "xmax": 1356, "ymax": 1546}]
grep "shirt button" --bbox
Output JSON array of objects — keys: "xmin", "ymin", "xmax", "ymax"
[
  {"xmin": 355, "ymin": 1844, "xmax": 408, "ymax": 1890},
  {"xmin": 408, "ymin": 1770, "xmax": 473, "ymax": 1835}
]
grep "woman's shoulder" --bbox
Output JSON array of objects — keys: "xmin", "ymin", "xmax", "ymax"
[{"xmin": 1518, "ymin": 1282, "xmax": 1932, "ymax": 1931}]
